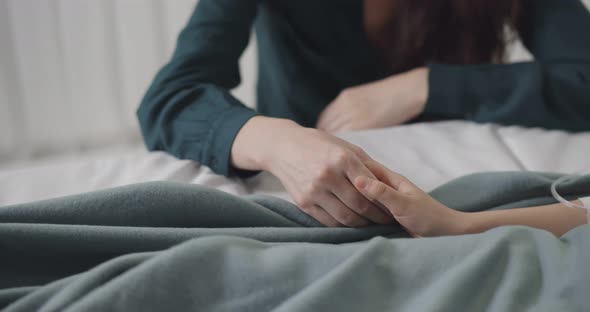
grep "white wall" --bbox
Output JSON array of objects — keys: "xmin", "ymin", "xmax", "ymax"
[
  {"xmin": 0, "ymin": 0, "xmax": 257, "ymax": 163},
  {"xmin": 0, "ymin": 0, "xmax": 589, "ymax": 163}
]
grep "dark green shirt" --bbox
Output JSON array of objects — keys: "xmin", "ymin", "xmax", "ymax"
[{"xmin": 137, "ymin": 0, "xmax": 590, "ymax": 177}]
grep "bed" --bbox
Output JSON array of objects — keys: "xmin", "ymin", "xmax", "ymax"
[
  {"xmin": 1, "ymin": 121, "xmax": 589, "ymax": 311},
  {"xmin": 3, "ymin": 1, "xmax": 590, "ymax": 309},
  {"xmin": 2, "ymin": 120, "xmax": 589, "ymax": 206}
]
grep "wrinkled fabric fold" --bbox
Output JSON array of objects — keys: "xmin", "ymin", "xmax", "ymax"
[{"xmin": 1, "ymin": 172, "xmax": 589, "ymax": 311}]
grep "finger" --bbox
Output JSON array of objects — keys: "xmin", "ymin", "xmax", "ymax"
[
  {"xmin": 342, "ymin": 156, "xmax": 393, "ymax": 216},
  {"xmin": 354, "ymin": 176, "xmax": 406, "ymax": 216},
  {"xmin": 331, "ymin": 178, "xmax": 393, "ymax": 225},
  {"xmin": 341, "ymin": 142, "xmax": 373, "ymax": 162},
  {"xmin": 345, "ymin": 153, "xmax": 379, "ymax": 180},
  {"xmin": 346, "ymin": 155, "xmax": 396, "ymax": 206},
  {"xmin": 364, "ymin": 160, "xmax": 416, "ymax": 193},
  {"xmin": 307, "ymin": 205, "xmax": 342, "ymax": 227},
  {"xmin": 318, "ymin": 193, "xmax": 370, "ymax": 227}
]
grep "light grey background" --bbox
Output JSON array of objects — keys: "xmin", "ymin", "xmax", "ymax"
[{"xmin": 0, "ymin": 0, "xmax": 588, "ymax": 163}]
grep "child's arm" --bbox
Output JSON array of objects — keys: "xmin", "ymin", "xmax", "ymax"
[
  {"xmin": 354, "ymin": 160, "xmax": 588, "ymax": 237},
  {"xmin": 461, "ymin": 201, "xmax": 587, "ymax": 237}
]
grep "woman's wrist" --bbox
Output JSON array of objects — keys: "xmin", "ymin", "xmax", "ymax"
[
  {"xmin": 230, "ymin": 116, "xmax": 301, "ymax": 172},
  {"xmin": 382, "ymin": 67, "xmax": 429, "ymax": 120},
  {"xmin": 443, "ymin": 209, "xmax": 473, "ymax": 236}
]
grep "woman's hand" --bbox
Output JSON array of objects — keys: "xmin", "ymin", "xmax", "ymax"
[
  {"xmin": 353, "ymin": 160, "xmax": 465, "ymax": 237},
  {"xmin": 317, "ymin": 67, "xmax": 429, "ymax": 133},
  {"xmin": 231, "ymin": 116, "xmax": 393, "ymax": 227}
]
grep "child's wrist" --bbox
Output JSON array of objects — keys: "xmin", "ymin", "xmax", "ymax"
[{"xmin": 447, "ymin": 210, "xmax": 473, "ymax": 236}]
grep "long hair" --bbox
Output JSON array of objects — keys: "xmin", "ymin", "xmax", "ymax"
[{"xmin": 369, "ymin": 0, "xmax": 532, "ymax": 73}]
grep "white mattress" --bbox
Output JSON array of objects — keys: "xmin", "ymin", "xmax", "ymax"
[{"xmin": 1, "ymin": 121, "xmax": 589, "ymax": 206}]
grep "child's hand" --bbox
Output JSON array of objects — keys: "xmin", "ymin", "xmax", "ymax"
[{"xmin": 354, "ymin": 161, "xmax": 466, "ymax": 237}]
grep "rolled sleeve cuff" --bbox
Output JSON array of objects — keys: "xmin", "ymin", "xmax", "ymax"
[{"xmin": 203, "ymin": 106, "xmax": 260, "ymax": 178}]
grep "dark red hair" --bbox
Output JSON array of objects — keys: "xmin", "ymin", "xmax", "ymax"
[{"xmin": 369, "ymin": 0, "xmax": 532, "ymax": 73}]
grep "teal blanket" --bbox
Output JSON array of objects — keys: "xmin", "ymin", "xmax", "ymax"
[{"xmin": 1, "ymin": 172, "xmax": 589, "ymax": 311}]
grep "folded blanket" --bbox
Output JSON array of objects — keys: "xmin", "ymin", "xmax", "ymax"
[{"xmin": 1, "ymin": 172, "xmax": 589, "ymax": 311}]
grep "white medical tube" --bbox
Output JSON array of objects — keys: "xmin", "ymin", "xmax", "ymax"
[{"xmin": 551, "ymin": 171, "xmax": 590, "ymax": 224}]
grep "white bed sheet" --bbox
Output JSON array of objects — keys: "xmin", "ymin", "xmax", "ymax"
[{"xmin": 1, "ymin": 121, "xmax": 589, "ymax": 206}]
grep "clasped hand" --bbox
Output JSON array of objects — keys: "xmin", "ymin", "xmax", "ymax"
[{"xmin": 317, "ymin": 67, "xmax": 428, "ymax": 133}]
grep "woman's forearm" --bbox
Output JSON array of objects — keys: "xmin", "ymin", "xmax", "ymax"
[
  {"xmin": 460, "ymin": 200, "xmax": 588, "ymax": 237},
  {"xmin": 230, "ymin": 116, "xmax": 300, "ymax": 171}
]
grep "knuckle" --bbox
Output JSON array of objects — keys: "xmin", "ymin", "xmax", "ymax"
[
  {"xmin": 294, "ymin": 196, "xmax": 312, "ymax": 210},
  {"xmin": 306, "ymin": 181, "xmax": 322, "ymax": 197},
  {"xmin": 346, "ymin": 144, "xmax": 371, "ymax": 161},
  {"xmin": 337, "ymin": 89, "xmax": 348, "ymax": 99},
  {"xmin": 301, "ymin": 180, "xmax": 322, "ymax": 198},
  {"xmin": 330, "ymin": 149, "xmax": 350, "ymax": 167},
  {"xmin": 339, "ymin": 89, "xmax": 355, "ymax": 101},
  {"xmin": 357, "ymin": 149, "xmax": 371, "ymax": 161},
  {"xmin": 349, "ymin": 145, "xmax": 363, "ymax": 155}
]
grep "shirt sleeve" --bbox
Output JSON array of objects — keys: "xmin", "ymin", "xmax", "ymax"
[
  {"xmin": 424, "ymin": 0, "xmax": 590, "ymax": 131},
  {"xmin": 137, "ymin": 0, "xmax": 260, "ymax": 177}
]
